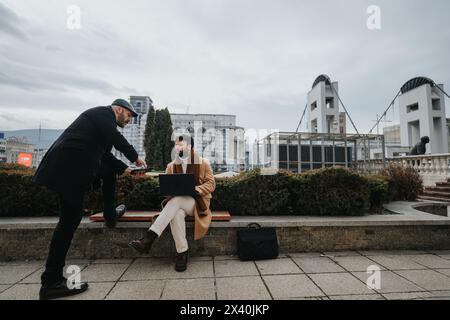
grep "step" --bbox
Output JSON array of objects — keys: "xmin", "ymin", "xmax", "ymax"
[
  {"xmin": 417, "ymin": 195, "xmax": 450, "ymax": 203},
  {"xmin": 425, "ymin": 186, "xmax": 450, "ymax": 193},
  {"xmin": 89, "ymin": 210, "xmax": 232, "ymax": 222},
  {"xmin": 436, "ymin": 182, "xmax": 450, "ymax": 188},
  {"xmin": 422, "ymin": 191, "xmax": 450, "ymax": 199}
]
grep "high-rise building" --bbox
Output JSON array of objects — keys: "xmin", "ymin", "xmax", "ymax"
[
  {"xmin": 308, "ymin": 75, "xmax": 344, "ymax": 134},
  {"xmin": 113, "ymin": 96, "xmax": 153, "ymax": 165},
  {"xmin": 130, "ymin": 96, "xmax": 152, "ymax": 114},
  {"xmin": 0, "ymin": 133, "xmax": 6, "ymax": 163},
  {"xmin": 399, "ymin": 77, "xmax": 448, "ymax": 154}
]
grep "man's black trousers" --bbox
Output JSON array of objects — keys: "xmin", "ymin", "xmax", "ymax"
[{"xmin": 41, "ymin": 162, "xmax": 118, "ymax": 286}]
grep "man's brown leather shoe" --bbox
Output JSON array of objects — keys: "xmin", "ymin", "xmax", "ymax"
[
  {"xmin": 174, "ymin": 250, "xmax": 189, "ymax": 272},
  {"xmin": 128, "ymin": 230, "xmax": 158, "ymax": 254}
]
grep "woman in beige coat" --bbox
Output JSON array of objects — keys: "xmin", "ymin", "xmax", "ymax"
[{"xmin": 129, "ymin": 135, "xmax": 216, "ymax": 272}]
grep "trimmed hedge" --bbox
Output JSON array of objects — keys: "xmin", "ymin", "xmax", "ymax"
[
  {"xmin": 0, "ymin": 163, "xmax": 420, "ymax": 218},
  {"xmin": 289, "ymin": 168, "xmax": 370, "ymax": 216}
]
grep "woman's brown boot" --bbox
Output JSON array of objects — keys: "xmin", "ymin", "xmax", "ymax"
[
  {"xmin": 174, "ymin": 250, "xmax": 189, "ymax": 272},
  {"xmin": 128, "ymin": 230, "xmax": 158, "ymax": 254}
]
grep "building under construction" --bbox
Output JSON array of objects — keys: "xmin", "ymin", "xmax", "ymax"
[
  {"xmin": 254, "ymin": 131, "xmax": 384, "ymax": 173},
  {"xmin": 255, "ymin": 74, "xmax": 450, "ymax": 173},
  {"xmin": 255, "ymin": 75, "xmax": 386, "ymax": 172}
]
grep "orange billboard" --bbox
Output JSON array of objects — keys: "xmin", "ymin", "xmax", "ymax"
[{"xmin": 18, "ymin": 152, "xmax": 33, "ymax": 167}]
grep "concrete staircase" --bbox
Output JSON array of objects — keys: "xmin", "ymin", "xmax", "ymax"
[{"xmin": 419, "ymin": 179, "xmax": 450, "ymax": 203}]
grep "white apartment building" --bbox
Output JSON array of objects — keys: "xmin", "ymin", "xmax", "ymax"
[
  {"xmin": 398, "ymin": 77, "xmax": 448, "ymax": 154},
  {"xmin": 308, "ymin": 75, "xmax": 346, "ymax": 135}
]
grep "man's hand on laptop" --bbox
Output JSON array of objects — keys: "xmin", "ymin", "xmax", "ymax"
[{"xmin": 135, "ymin": 157, "xmax": 147, "ymax": 168}]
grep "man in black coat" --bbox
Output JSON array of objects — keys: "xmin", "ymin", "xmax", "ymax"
[{"xmin": 33, "ymin": 99, "xmax": 147, "ymax": 300}]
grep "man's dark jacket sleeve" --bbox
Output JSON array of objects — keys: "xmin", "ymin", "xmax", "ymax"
[
  {"xmin": 102, "ymin": 152, "xmax": 129, "ymax": 175},
  {"xmin": 94, "ymin": 111, "xmax": 139, "ymax": 164}
]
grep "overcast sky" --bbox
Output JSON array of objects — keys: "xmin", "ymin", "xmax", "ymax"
[{"xmin": 1, "ymin": 0, "xmax": 449, "ymax": 134}]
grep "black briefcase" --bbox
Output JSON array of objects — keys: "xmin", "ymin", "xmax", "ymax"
[{"xmin": 237, "ymin": 223, "xmax": 279, "ymax": 261}]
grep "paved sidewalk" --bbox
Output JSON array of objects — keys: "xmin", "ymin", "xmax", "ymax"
[{"xmin": 2, "ymin": 250, "xmax": 450, "ymax": 300}]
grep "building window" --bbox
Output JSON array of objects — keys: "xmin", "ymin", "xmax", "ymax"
[
  {"xmin": 432, "ymin": 99, "xmax": 441, "ymax": 111},
  {"xmin": 311, "ymin": 119, "xmax": 318, "ymax": 133},
  {"xmin": 326, "ymin": 98, "xmax": 334, "ymax": 109},
  {"xmin": 407, "ymin": 103, "xmax": 419, "ymax": 113}
]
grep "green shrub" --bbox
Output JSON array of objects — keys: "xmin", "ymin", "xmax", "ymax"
[
  {"xmin": 211, "ymin": 170, "xmax": 292, "ymax": 216},
  {"xmin": 288, "ymin": 167, "xmax": 369, "ymax": 216},
  {"xmin": 0, "ymin": 166, "xmax": 398, "ymax": 218},
  {"xmin": 0, "ymin": 163, "xmax": 34, "ymax": 175},
  {"xmin": 366, "ymin": 175, "xmax": 391, "ymax": 213},
  {"xmin": 0, "ymin": 173, "xmax": 59, "ymax": 217}
]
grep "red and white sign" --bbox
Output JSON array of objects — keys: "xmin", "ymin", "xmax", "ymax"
[{"xmin": 17, "ymin": 152, "xmax": 33, "ymax": 167}]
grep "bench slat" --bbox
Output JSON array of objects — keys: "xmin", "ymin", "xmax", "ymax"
[{"xmin": 89, "ymin": 211, "xmax": 231, "ymax": 222}]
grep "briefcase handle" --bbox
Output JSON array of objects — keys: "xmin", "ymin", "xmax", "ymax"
[{"xmin": 247, "ymin": 223, "xmax": 262, "ymax": 229}]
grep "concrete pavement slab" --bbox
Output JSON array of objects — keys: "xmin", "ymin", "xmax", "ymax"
[
  {"xmin": 255, "ymin": 258, "xmax": 303, "ymax": 275},
  {"xmin": 263, "ymin": 274, "xmax": 324, "ymax": 299},
  {"xmin": 161, "ymin": 278, "xmax": 215, "ymax": 300},
  {"xmin": 106, "ymin": 280, "xmax": 165, "ymax": 300},
  {"xmin": 292, "ymin": 256, "xmax": 346, "ymax": 274},
  {"xmin": 309, "ymin": 273, "xmax": 375, "ymax": 296},
  {"xmin": 216, "ymin": 276, "xmax": 271, "ymax": 300}
]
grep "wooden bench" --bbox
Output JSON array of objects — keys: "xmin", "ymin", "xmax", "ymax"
[{"xmin": 89, "ymin": 211, "xmax": 231, "ymax": 222}]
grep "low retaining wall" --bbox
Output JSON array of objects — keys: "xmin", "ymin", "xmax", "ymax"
[{"xmin": 2, "ymin": 214, "xmax": 450, "ymax": 261}]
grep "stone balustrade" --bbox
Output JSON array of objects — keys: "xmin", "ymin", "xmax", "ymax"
[{"xmin": 356, "ymin": 154, "xmax": 450, "ymax": 186}]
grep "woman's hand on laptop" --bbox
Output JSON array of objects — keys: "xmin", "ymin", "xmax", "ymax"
[{"xmin": 195, "ymin": 186, "xmax": 203, "ymax": 196}]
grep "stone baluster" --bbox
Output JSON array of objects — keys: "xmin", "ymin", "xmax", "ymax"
[
  {"xmin": 441, "ymin": 156, "xmax": 449, "ymax": 175},
  {"xmin": 430, "ymin": 156, "xmax": 438, "ymax": 174}
]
